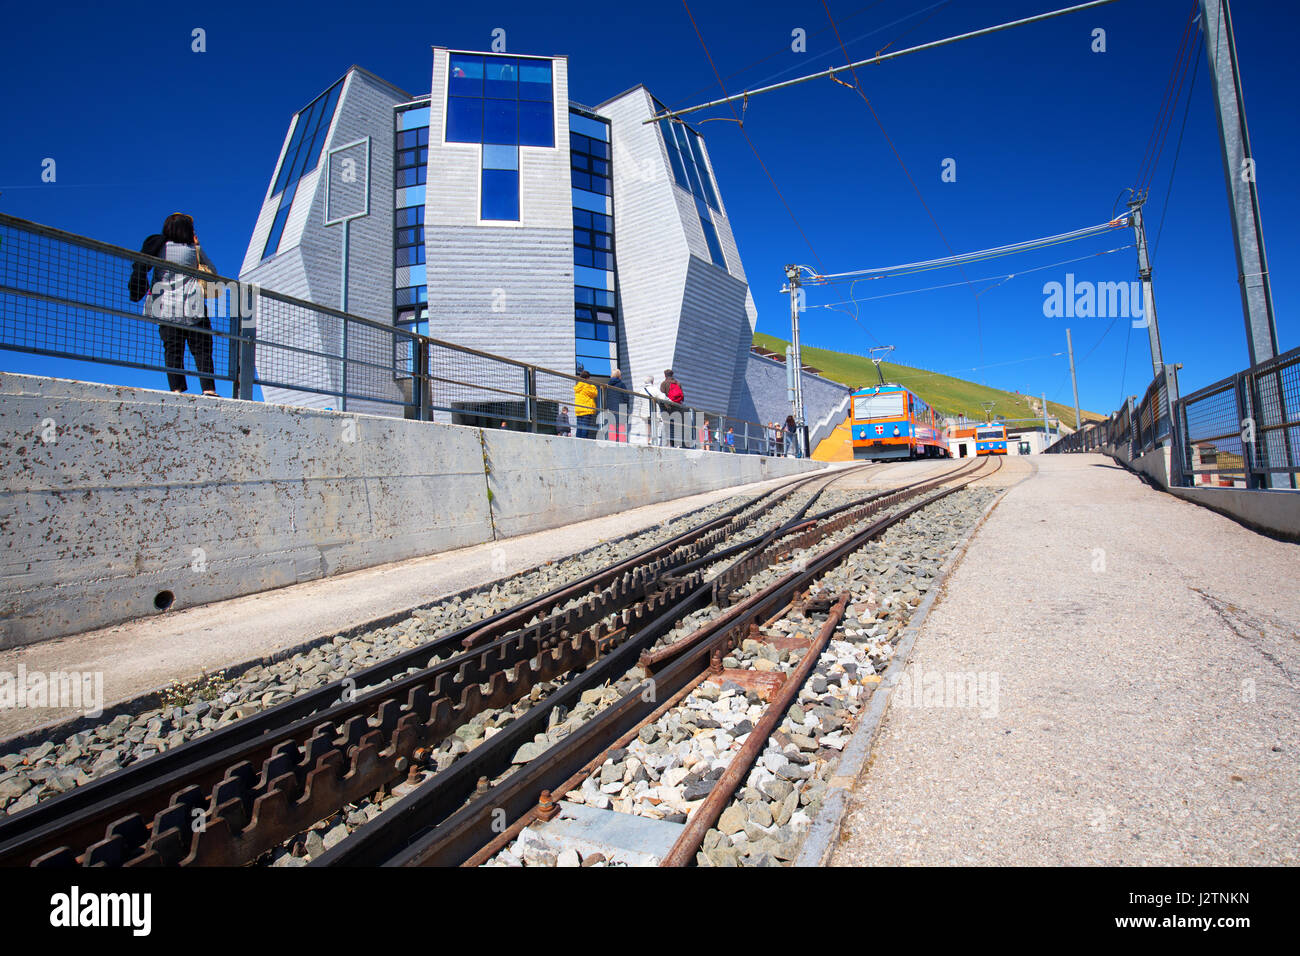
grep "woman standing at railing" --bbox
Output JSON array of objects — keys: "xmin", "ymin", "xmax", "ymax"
[{"xmin": 134, "ymin": 213, "xmax": 218, "ymax": 396}]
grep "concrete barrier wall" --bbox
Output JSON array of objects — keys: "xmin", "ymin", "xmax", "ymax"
[
  {"xmin": 1100, "ymin": 442, "xmax": 1298, "ymax": 540},
  {"xmin": 0, "ymin": 373, "xmax": 823, "ymax": 647}
]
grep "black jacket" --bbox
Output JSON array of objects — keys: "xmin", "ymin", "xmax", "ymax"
[{"xmin": 128, "ymin": 234, "xmax": 166, "ymax": 302}]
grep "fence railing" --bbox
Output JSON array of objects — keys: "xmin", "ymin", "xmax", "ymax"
[
  {"xmin": 0, "ymin": 213, "xmax": 791, "ymax": 457},
  {"xmin": 1048, "ymin": 345, "xmax": 1299, "ymax": 490}
]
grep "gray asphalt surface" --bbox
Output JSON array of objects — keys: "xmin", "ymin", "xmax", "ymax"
[{"xmin": 830, "ymin": 455, "xmax": 1299, "ymax": 866}]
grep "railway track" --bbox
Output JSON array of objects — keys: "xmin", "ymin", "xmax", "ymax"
[
  {"xmin": 0, "ymin": 464, "xmax": 881, "ymax": 867},
  {"xmin": 314, "ymin": 455, "xmax": 999, "ymax": 867},
  {"xmin": 0, "ymin": 458, "xmax": 993, "ymax": 868}
]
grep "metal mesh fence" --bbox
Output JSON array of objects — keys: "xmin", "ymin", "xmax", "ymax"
[
  {"xmin": 0, "ymin": 213, "xmax": 784, "ymax": 455},
  {"xmin": 0, "ymin": 215, "xmax": 242, "ymax": 390}
]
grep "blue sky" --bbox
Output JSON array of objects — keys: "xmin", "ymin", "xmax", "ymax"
[{"xmin": 2, "ymin": 0, "xmax": 1295, "ymax": 415}]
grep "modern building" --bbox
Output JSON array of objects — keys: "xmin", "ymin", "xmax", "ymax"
[{"xmin": 238, "ymin": 48, "xmax": 769, "ymax": 425}]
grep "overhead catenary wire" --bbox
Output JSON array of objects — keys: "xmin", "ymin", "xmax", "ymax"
[
  {"xmin": 1136, "ymin": 2, "xmax": 1201, "ymax": 197},
  {"xmin": 646, "ymin": 0, "xmax": 1124, "ymax": 124},
  {"xmin": 678, "ymin": 0, "xmax": 827, "ymax": 272},
  {"xmin": 805, "ymin": 243, "xmax": 1134, "ymax": 309},
  {"xmin": 802, "ymin": 217, "xmax": 1129, "ymax": 284},
  {"xmin": 817, "ymin": 0, "xmax": 992, "ymax": 366}
]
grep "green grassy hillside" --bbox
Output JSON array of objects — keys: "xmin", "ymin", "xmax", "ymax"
[{"xmin": 754, "ymin": 333, "xmax": 1103, "ymax": 427}]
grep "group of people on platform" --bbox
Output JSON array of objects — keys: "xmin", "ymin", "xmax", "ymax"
[{"xmin": 558, "ymin": 368, "xmax": 803, "ymax": 457}]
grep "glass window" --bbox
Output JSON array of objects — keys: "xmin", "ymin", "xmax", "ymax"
[
  {"xmin": 396, "ymin": 245, "xmax": 425, "ymax": 266},
  {"xmin": 573, "ymin": 209, "xmax": 592, "ymax": 228},
  {"xmin": 700, "ymin": 217, "xmax": 726, "ymax": 269},
  {"xmin": 686, "ymin": 130, "xmax": 719, "ymax": 209},
  {"xmin": 853, "ymin": 392, "xmax": 906, "ymax": 420},
  {"xmin": 572, "ymin": 171, "xmax": 592, "ymax": 191},
  {"xmin": 575, "ymin": 306, "xmax": 593, "ymax": 320},
  {"xmin": 396, "ymin": 206, "xmax": 424, "ymax": 227},
  {"xmin": 484, "ymin": 98, "xmax": 518, "ymax": 145},
  {"xmin": 481, "ymin": 168, "xmax": 519, "ymax": 220},
  {"xmin": 483, "ymin": 144, "xmax": 518, "ymax": 170},
  {"xmin": 519, "ymin": 100, "xmax": 553, "ymax": 147},
  {"xmin": 397, "ymin": 106, "xmax": 431, "ymax": 131},
  {"xmin": 449, "ymin": 55, "xmax": 483, "ymax": 97},
  {"xmin": 484, "ymin": 58, "xmax": 518, "ymax": 98},
  {"xmin": 575, "ymin": 320, "xmax": 596, "ymax": 339},
  {"xmin": 261, "ymin": 189, "xmax": 294, "ymax": 260},
  {"xmin": 575, "ymin": 354, "xmax": 612, "ymax": 376},
  {"xmin": 397, "ymin": 166, "xmax": 426, "ymax": 187},
  {"xmin": 446, "ymin": 97, "xmax": 483, "ymax": 143},
  {"xmin": 594, "ymin": 322, "xmax": 615, "ymax": 342},
  {"xmin": 519, "ymin": 61, "xmax": 552, "ymax": 101},
  {"xmin": 569, "ymin": 112, "xmax": 609, "ymax": 142}
]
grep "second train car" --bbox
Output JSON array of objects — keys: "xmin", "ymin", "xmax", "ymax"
[
  {"xmin": 850, "ymin": 384, "xmax": 951, "ymax": 461},
  {"xmin": 975, "ymin": 422, "xmax": 1009, "ymax": 455}
]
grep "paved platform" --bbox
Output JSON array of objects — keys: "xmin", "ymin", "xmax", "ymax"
[{"xmin": 830, "ymin": 454, "xmax": 1300, "ymax": 865}]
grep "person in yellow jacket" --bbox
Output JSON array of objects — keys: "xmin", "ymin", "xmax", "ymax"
[{"xmin": 573, "ymin": 369, "xmax": 599, "ymax": 439}]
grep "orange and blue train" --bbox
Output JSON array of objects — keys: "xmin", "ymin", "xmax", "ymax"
[
  {"xmin": 975, "ymin": 422, "xmax": 1008, "ymax": 456},
  {"xmin": 850, "ymin": 384, "xmax": 951, "ymax": 461}
]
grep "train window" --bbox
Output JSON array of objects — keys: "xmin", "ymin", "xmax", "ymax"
[{"xmin": 854, "ymin": 392, "xmax": 905, "ymax": 420}]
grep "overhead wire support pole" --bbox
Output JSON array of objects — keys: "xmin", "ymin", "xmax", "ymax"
[
  {"xmin": 783, "ymin": 265, "xmax": 808, "ymax": 458},
  {"xmin": 644, "ymin": 0, "xmax": 1124, "ymax": 124},
  {"xmin": 1066, "ymin": 328, "xmax": 1082, "ymax": 430}
]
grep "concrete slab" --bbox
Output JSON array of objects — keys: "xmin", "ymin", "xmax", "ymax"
[
  {"xmin": 533, "ymin": 801, "xmax": 685, "ymax": 866},
  {"xmin": 0, "ymin": 372, "xmax": 825, "ymax": 647},
  {"xmin": 0, "ymin": 470, "xmax": 821, "ymax": 743},
  {"xmin": 828, "ymin": 454, "xmax": 1300, "ymax": 866}
]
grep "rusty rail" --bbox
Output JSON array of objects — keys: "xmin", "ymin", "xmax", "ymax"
[{"xmin": 660, "ymin": 593, "xmax": 851, "ymax": 866}]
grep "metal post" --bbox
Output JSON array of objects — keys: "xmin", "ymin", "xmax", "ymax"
[
  {"xmin": 340, "ymin": 217, "xmax": 350, "ymax": 413},
  {"xmin": 416, "ymin": 339, "xmax": 431, "ymax": 421},
  {"xmin": 785, "ymin": 265, "xmax": 807, "ymax": 457},
  {"xmin": 1042, "ymin": 393, "xmax": 1050, "ymax": 443},
  {"xmin": 1066, "ymin": 327, "xmax": 1082, "ymax": 430},
  {"xmin": 1128, "ymin": 200, "xmax": 1165, "ymax": 378},
  {"xmin": 524, "ymin": 366, "xmax": 537, "ymax": 432},
  {"xmin": 1200, "ymin": 0, "xmax": 1289, "ymax": 487},
  {"xmin": 1200, "ymin": 0, "xmax": 1278, "ymax": 365},
  {"xmin": 237, "ymin": 286, "xmax": 257, "ymax": 402}
]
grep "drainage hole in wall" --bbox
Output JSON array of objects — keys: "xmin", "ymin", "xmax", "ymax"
[{"xmin": 154, "ymin": 590, "xmax": 175, "ymax": 611}]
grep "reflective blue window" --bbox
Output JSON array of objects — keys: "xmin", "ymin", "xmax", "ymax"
[
  {"xmin": 449, "ymin": 55, "xmax": 483, "ymax": 97},
  {"xmin": 484, "ymin": 99, "xmax": 518, "ymax": 145},
  {"xmin": 447, "ymin": 96, "xmax": 483, "ymax": 143},
  {"xmin": 575, "ymin": 353, "xmax": 612, "ymax": 376},
  {"xmin": 570, "ymin": 112, "xmax": 609, "ymax": 142},
  {"xmin": 686, "ymin": 130, "xmax": 719, "ymax": 209},
  {"xmin": 482, "ymin": 168, "xmax": 519, "ymax": 220},
  {"xmin": 397, "ymin": 107, "xmax": 431, "ymax": 131},
  {"xmin": 261, "ymin": 184, "xmax": 295, "ymax": 260},
  {"xmin": 483, "ymin": 144, "xmax": 518, "ymax": 170},
  {"xmin": 519, "ymin": 61, "xmax": 552, "ymax": 101},
  {"xmin": 484, "ymin": 58, "xmax": 518, "ymax": 99},
  {"xmin": 270, "ymin": 79, "xmax": 344, "ymax": 200},
  {"xmin": 520, "ymin": 100, "xmax": 554, "ymax": 147},
  {"xmin": 698, "ymin": 204, "xmax": 726, "ymax": 269}
]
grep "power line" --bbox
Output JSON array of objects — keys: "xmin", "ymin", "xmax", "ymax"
[
  {"xmin": 647, "ymin": 0, "xmax": 1124, "ymax": 124},
  {"xmin": 807, "ymin": 219, "xmax": 1127, "ymax": 283},
  {"xmin": 668, "ymin": 0, "xmax": 890, "ymax": 109},
  {"xmin": 679, "ymin": 0, "xmax": 827, "ymax": 272},
  {"xmin": 805, "ymin": 243, "xmax": 1134, "ymax": 308},
  {"xmin": 1152, "ymin": 29, "xmax": 1203, "ymax": 261},
  {"xmin": 819, "ymin": 0, "xmax": 987, "ymax": 364}
]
